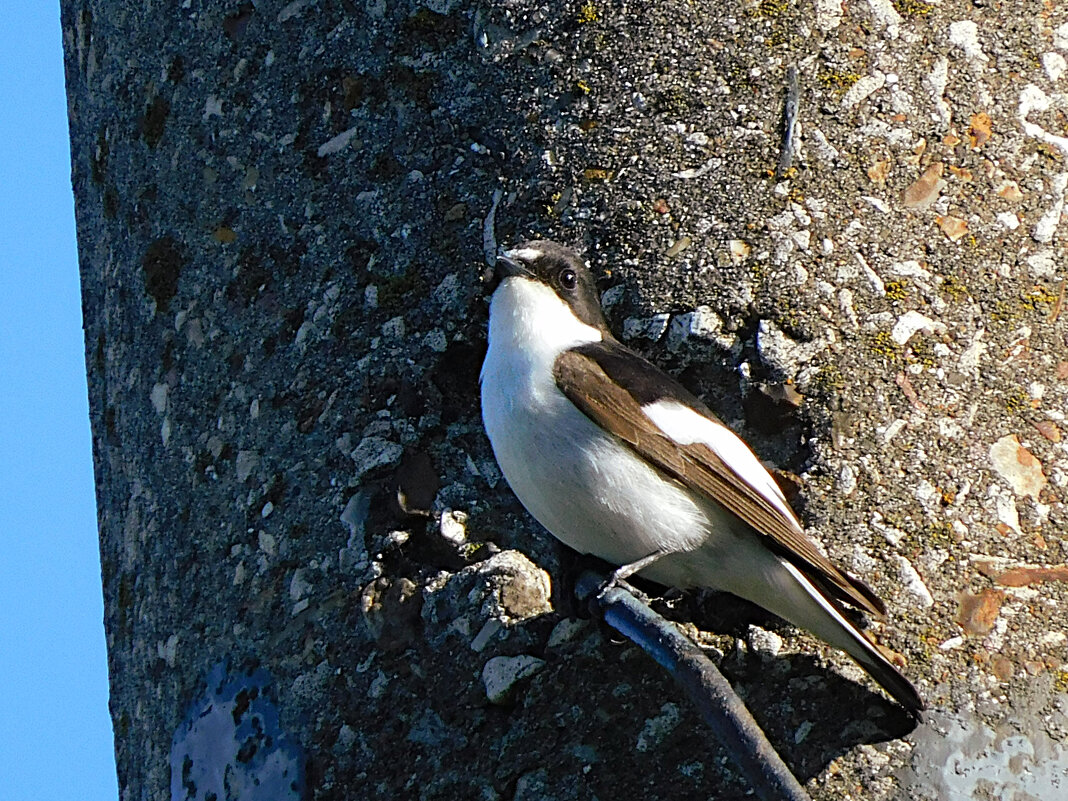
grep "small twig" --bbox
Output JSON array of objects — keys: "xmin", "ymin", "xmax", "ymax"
[
  {"xmin": 483, "ymin": 187, "xmax": 503, "ymax": 266},
  {"xmin": 775, "ymin": 66, "xmax": 800, "ymax": 180},
  {"xmin": 1050, "ymin": 277, "xmax": 1066, "ymax": 323},
  {"xmin": 575, "ymin": 571, "xmax": 812, "ymax": 801}
]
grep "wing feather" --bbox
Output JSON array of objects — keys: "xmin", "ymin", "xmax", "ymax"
[{"xmin": 553, "ymin": 343, "xmax": 885, "ymax": 616}]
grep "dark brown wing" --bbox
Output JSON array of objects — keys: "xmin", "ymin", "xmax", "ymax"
[{"xmin": 554, "ymin": 344, "xmax": 885, "ymax": 617}]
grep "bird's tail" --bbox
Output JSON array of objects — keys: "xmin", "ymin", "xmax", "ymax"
[{"xmin": 759, "ymin": 558, "xmax": 924, "ymax": 717}]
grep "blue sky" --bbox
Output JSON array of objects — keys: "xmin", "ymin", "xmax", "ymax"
[{"xmin": 0, "ymin": 6, "xmax": 117, "ymax": 799}]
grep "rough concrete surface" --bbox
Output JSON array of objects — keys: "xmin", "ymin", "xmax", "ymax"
[{"xmin": 62, "ymin": 0, "xmax": 1068, "ymax": 798}]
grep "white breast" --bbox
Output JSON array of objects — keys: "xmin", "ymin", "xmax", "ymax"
[{"xmin": 480, "ymin": 277, "xmax": 713, "ymax": 566}]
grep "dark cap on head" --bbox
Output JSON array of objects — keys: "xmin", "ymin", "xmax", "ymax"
[{"xmin": 496, "ymin": 241, "xmax": 610, "ymax": 334}]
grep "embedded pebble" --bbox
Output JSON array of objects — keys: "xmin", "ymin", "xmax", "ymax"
[
  {"xmin": 666, "ymin": 306, "xmax": 739, "ymax": 355},
  {"xmin": 350, "ymin": 436, "xmax": 403, "ymax": 477},
  {"xmin": 236, "ymin": 449, "xmax": 259, "ymax": 482},
  {"xmin": 895, "ymin": 556, "xmax": 934, "ymax": 609},
  {"xmin": 989, "ymin": 434, "xmax": 1047, "ymax": 499},
  {"xmin": 439, "ymin": 509, "xmax": 468, "ymax": 544},
  {"xmin": 902, "ymin": 163, "xmax": 945, "ymax": 209},
  {"xmin": 814, "ymin": 0, "xmax": 843, "ymax": 32},
  {"xmin": 756, "ymin": 319, "xmax": 829, "ymax": 380},
  {"xmin": 636, "ymin": 703, "xmax": 681, "ymax": 752},
  {"xmin": 747, "ymin": 625, "xmax": 783, "ymax": 658},
  {"xmin": 622, "ymin": 314, "xmax": 671, "ymax": 342},
  {"xmin": 482, "ymin": 655, "xmax": 545, "ymax": 704},
  {"xmin": 891, "ymin": 310, "xmax": 947, "ymax": 345},
  {"xmin": 317, "ymin": 126, "xmax": 358, "ymax": 157},
  {"xmin": 841, "ymin": 71, "xmax": 886, "ymax": 110}
]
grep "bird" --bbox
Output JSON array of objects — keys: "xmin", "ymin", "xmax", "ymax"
[{"xmin": 479, "ymin": 239, "xmax": 923, "ymax": 717}]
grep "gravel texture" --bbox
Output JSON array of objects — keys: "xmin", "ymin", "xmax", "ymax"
[{"xmin": 63, "ymin": 0, "xmax": 1068, "ymax": 798}]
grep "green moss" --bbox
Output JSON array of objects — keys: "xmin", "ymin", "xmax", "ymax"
[
  {"xmin": 653, "ymin": 85, "xmax": 696, "ymax": 116},
  {"xmin": 459, "ymin": 541, "xmax": 493, "ymax": 561},
  {"xmin": 899, "ymin": 520, "xmax": 957, "ymax": 558},
  {"xmin": 773, "ymin": 297, "xmax": 803, "ymax": 335}
]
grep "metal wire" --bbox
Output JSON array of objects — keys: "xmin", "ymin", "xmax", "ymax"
[{"xmin": 575, "ymin": 570, "xmax": 812, "ymax": 801}]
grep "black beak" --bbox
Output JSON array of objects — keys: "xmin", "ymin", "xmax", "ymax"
[{"xmin": 495, "ymin": 253, "xmax": 531, "ymax": 279}]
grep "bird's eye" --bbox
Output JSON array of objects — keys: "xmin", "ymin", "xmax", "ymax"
[{"xmin": 558, "ymin": 267, "xmax": 577, "ymax": 290}]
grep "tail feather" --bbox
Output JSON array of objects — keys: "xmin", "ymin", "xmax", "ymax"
[
  {"xmin": 642, "ymin": 536, "xmax": 924, "ymax": 715},
  {"xmin": 775, "ymin": 560, "xmax": 924, "ymax": 717}
]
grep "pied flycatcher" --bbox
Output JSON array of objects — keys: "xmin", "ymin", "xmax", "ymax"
[{"xmin": 479, "ymin": 240, "xmax": 923, "ymax": 716}]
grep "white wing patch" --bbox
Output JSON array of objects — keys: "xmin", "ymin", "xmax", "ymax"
[{"xmin": 641, "ymin": 400, "xmax": 798, "ymax": 524}]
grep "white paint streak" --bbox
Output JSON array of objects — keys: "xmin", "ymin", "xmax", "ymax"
[
  {"xmin": 814, "ymin": 0, "xmax": 843, "ymax": 32},
  {"xmin": 1043, "ymin": 52, "xmax": 1067, "ymax": 83},
  {"xmin": 949, "ymin": 20, "xmax": 988, "ymax": 63},
  {"xmin": 927, "ymin": 58, "xmax": 951, "ymax": 128},
  {"xmin": 865, "ymin": 0, "xmax": 902, "ymax": 32},
  {"xmin": 1032, "ymin": 173, "xmax": 1068, "ymax": 244},
  {"xmin": 841, "ymin": 71, "xmax": 886, "ymax": 110}
]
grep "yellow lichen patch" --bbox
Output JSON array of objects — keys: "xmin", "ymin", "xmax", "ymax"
[
  {"xmin": 1023, "ymin": 285, "xmax": 1061, "ymax": 308},
  {"xmin": 818, "ymin": 71, "xmax": 861, "ymax": 93},
  {"xmin": 884, "ymin": 279, "xmax": 910, "ymax": 302},
  {"xmin": 940, "ymin": 274, "xmax": 970, "ymax": 300},
  {"xmin": 893, "ymin": 0, "xmax": 933, "ymax": 15},
  {"xmin": 582, "ymin": 167, "xmax": 613, "ymax": 181},
  {"xmin": 906, "ymin": 335, "xmax": 937, "ymax": 369},
  {"xmin": 577, "ymin": 1, "xmax": 598, "ymax": 24},
  {"xmin": 1003, "ymin": 387, "xmax": 1031, "ymax": 415},
  {"xmin": 869, "ymin": 330, "xmax": 901, "ymax": 359},
  {"xmin": 753, "ymin": 0, "xmax": 789, "ymax": 15}
]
